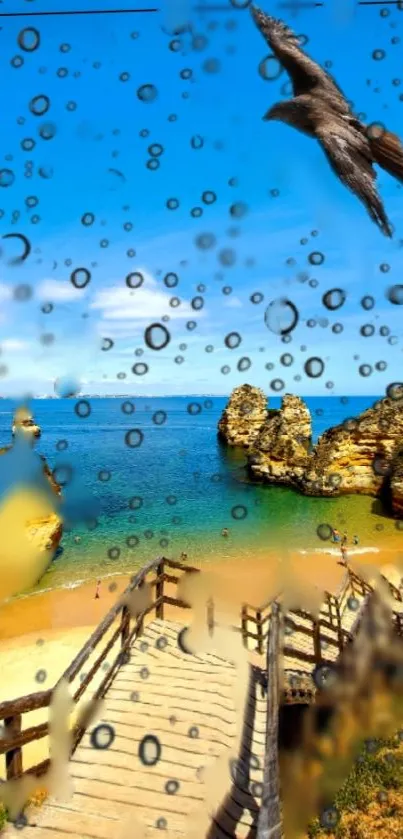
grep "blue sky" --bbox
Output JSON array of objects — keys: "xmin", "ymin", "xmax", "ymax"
[{"xmin": 0, "ymin": 0, "xmax": 402, "ymax": 396}]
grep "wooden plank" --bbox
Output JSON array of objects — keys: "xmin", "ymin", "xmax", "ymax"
[{"xmin": 26, "ymin": 806, "xmax": 117, "ymax": 839}]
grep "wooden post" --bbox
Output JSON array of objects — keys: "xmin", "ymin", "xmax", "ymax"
[
  {"xmin": 207, "ymin": 597, "xmax": 214, "ymax": 637},
  {"xmin": 241, "ymin": 605, "xmax": 248, "ymax": 648},
  {"xmin": 156, "ymin": 560, "xmax": 164, "ymax": 620},
  {"xmin": 312, "ymin": 618, "xmax": 322, "ymax": 665},
  {"xmin": 256, "ymin": 610, "xmax": 263, "ymax": 655},
  {"xmin": 256, "ymin": 601, "xmax": 283, "ymax": 839},
  {"xmin": 5, "ymin": 714, "xmax": 23, "ymax": 780},
  {"xmin": 137, "ymin": 579, "xmax": 145, "ymax": 638},
  {"xmin": 333, "ymin": 597, "xmax": 344, "ymax": 652}
]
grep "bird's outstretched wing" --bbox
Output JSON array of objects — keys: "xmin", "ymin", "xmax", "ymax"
[
  {"xmin": 250, "ymin": 6, "xmax": 348, "ymax": 110},
  {"xmin": 317, "ymin": 120, "xmax": 393, "ymax": 237}
]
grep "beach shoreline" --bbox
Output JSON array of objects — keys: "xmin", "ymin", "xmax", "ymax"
[{"xmin": 1, "ymin": 541, "xmax": 402, "ymax": 686}]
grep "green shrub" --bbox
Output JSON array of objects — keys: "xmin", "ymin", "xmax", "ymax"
[{"xmin": 307, "ymin": 736, "xmax": 403, "ymax": 838}]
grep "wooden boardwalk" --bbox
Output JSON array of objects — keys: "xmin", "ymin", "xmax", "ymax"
[{"xmin": 1, "ymin": 558, "xmax": 403, "ymax": 839}]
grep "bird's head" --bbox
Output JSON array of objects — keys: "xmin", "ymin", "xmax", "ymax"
[{"xmin": 263, "ymin": 102, "xmax": 290, "ymax": 124}]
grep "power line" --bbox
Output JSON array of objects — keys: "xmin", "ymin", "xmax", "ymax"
[{"xmin": 0, "ymin": 7, "xmax": 158, "ymax": 18}]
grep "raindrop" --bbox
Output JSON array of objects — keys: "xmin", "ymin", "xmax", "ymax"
[
  {"xmin": 165, "ymin": 779, "xmax": 180, "ymax": 795},
  {"xmin": 0, "ymin": 169, "xmax": 15, "ymax": 188},
  {"xmin": 202, "ymin": 190, "xmax": 216, "ymax": 204},
  {"xmin": 144, "ymin": 323, "xmax": 170, "ymax": 351},
  {"xmin": 139, "ymin": 734, "xmax": 161, "ymax": 766},
  {"xmin": 264, "ymin": 298, "xmax": 299, "ymax": 335},
  {"xmin": 125, "ymin": 429, "xmax": 144, "ymax": 448},
  {"xmin": 71, "ymin": 268, "xmax": 91, "ymax": 289},
  {"xmin": 18, "ymin": 28, "xmax": 41, "ymax": 52},
  {"xmin": 195, "ymin": 233, "xmax": 216, "ymax": 250},
  {"xmin": 387, "ymin": 284, "xmax": 403, "ymax": 305},
  {"xmin": 280, "ymin": 353, "xmax": 293, "ymax": 366},
  {"xmin": 322, "ymin": 288, "xmax": 346, "ymax": 310},
  {"xmin": 317, "ymin": 523, "xmax": 332, "ymax": 541},
  {"xmin": 39, "ymin": 123, "xmax": 56, "ymax": 141},
  {"xmin": 308, "ymin": 251, "xmax": 324, "ymax": 266},
  {"xmin": 224, "ymin": 331, "xmax": 242, "ymax": 349},
  {"xmin": 132, "ymin": 363, "xmax": 149, "ymax": 376},
  {"xmin": 231, "ymin": 505, "xmax": 247, "ymax": 520},
  {"xmin": 360, "ymin": 324, "xmax": 375, "ymax": 337},
  {"xmin": 164, "ymin": 272, "xmax": 179, "ymax": 288},
  {"xmin": 270, "ymin": 379, "xmax": 284, "ymax": 391},
  {"xmin": 29, "ymin": 95, "xmax": 50, "ymax": 116},
  {"xmin": 361, "ymin": 295, "xmax": 375, "ymax": 310},
  {"xmin": 74, "ymin": 400, "xmax": 91, "ymax": 418},
  {"xmin": 386, "ymin": 382, "xmax": 403, "ymax": 400},
  {"xmin": 102, "ymin": 338, "xmax": 114, "ymax": 351},
  {"xmin": 152, "ymin": 410, "xmax": 167, "ymax": 425},
  {"xmin": 359, "ymin": 364, "xmax": 372, "ymax": 377},
  {"xmin": 90, "ymin": 724, "xmax": 115, "ymax": 750},
  {"xmin": 137, "ymin": 84, "xmax": 158, "ymax": 103},
  {"xmin": 237, "ymin": 357, "xmax": 251, "ymax": 371},
  {"xmin": 259, "ymin": 54, "xmax": 282, "ymax": 81},
  {"xmin": 187, "ymin": 402, "xmax": 202, "ymax": 415}
]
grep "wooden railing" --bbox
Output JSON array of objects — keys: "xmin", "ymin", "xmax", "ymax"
[
  {"xmin": 0, "ymin": 556, "xmax": 199, "ymax": 783},
  {"xmin": 238, "ymin": 566, "xmax": 403, "ymax": 658},
  {"xmin": 1, "ymin": 558, "xmax": 402, "ymax": 786}
]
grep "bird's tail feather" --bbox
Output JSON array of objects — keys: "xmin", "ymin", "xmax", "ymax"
[{"xmin": 368, "ymin": 127, "xmax": 403, "ymax": 184}]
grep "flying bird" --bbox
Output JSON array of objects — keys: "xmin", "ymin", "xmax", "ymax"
[{"xmin": 251, "ymin": 6, "xmax": 403, "ymax": 237}]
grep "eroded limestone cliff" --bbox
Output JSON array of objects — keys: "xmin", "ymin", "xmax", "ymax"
[
  {"xmin": 391, "ymin": 449, "xmax": 403, "ymax": 517},
  {"xmin": 218, "ymin": 386, "xmax": 403, "ymax": 517},
  {"xmin": 248, "ymin": 394, "xmax": 312, "ymax": 485},
  {"xmin": 217, "ymin": 383, "xmax": 269, "ymax": 448},
  {"xmin": 300, "ymin": 396, "xmax": 403, "ymax": 498}
]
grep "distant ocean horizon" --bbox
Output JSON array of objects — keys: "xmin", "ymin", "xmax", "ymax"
[{"xmin": 0, "ymin": 394, "xmax": 399, "ymax": 596}]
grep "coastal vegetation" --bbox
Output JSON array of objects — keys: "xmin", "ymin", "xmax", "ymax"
[{"xmin": 307, "ymin": 733, "xmax": 403, "ymax": 838}]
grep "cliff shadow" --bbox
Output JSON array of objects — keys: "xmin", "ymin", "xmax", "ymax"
[{"xmin": 206, "ymin": 663, "xmax": 264, "ymax": 838}]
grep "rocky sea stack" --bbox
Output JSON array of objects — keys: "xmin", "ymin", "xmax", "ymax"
[
  {"xmin": 218, "ymin": 386, "xmax": 403, "ymax": 518},
  {"xmin": 0, "ymin": 408, "xmax": 62, "ymax": 557},
  {"xmin": 217, "ymin": 384, "xmax": 269, "ymax": 449}
]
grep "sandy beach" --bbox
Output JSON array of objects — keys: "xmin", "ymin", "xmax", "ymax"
[{"xmin": 1, "ymin": 542, "xmax": 402, "ymax": 694}]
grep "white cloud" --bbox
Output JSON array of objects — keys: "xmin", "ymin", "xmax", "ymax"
[
  {"xmin": 0, "ymin": 283, "xmax": 12, "ymax": 303},
  {"xmin": 1, "ymin": 339, "xmax": 30, "ymax": 352},
  {"xmin": 36, "ymin": 279, "xmax": 87, "ymax": 302},
  {"xmin": 90, "ymin": 269, "xmax": 201, "ymax": 322},
  {"xmin": 223, "ymin": 296, "xmax": 243, "ymax": 308}
]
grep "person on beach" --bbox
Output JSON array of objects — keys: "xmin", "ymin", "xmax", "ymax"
[
  {"xmin": 95, "ymin": 579, "xmax": 101, "ymax": 599},
  {"xmin": 180, "ymin": 552, "xmax": 188, "ymax": 561},
  {"xmin": 352, "ymin": 535, "xmax": 359, "ymax": 546},
  {"xmin": 332, "ymin": 528, "xmax": 341, "ymax": 543},
  {"xmin": 342, "ymin": 532, "xmax": 348, "ymax": 547},
  {"xmin": 340, "ymin": 545, "xmax": 348, "ymax": 566}
]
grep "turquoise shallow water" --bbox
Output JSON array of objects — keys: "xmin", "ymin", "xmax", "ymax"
[{"xmin": 0, "ymin": 395, "xmax": 400, "ymax": 592}]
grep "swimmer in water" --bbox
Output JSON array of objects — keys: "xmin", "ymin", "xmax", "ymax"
[{"xmin": 221, "ymin": 528, "xmax": 229, "ymax": 537}]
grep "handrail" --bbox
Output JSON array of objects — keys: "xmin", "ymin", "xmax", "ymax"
[
  {"xmin": 256, "ymin": 601, "xmax": 283, "ymax": 839},
  {"xmin": 0, "ymin": 556, "xmax": 199, "ymax": 782}
]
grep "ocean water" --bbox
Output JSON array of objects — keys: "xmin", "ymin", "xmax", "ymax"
[{"xmin": 0, "ymin": 394, "xmax": 400, "ymax": 593}]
